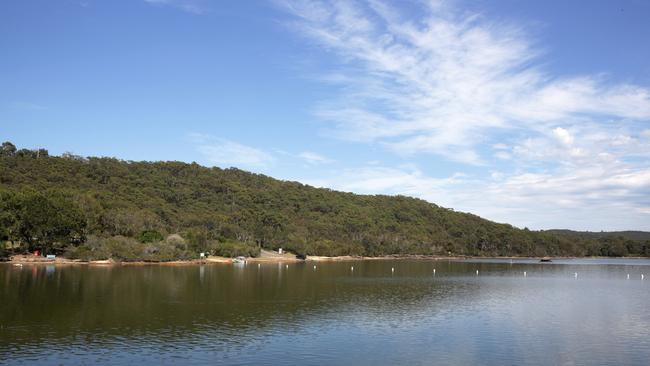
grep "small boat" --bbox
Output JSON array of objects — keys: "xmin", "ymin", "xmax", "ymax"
[
  {"xmin": 540, "ymin": 257, "xmax": 552, "ymax": 262},
  {"xmin": 232, "ymin": 256, "xmax": 246, "ymax": 264}
]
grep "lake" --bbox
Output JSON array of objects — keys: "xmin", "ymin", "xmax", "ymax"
[{"xmin": 1, "ymin": 259, "xmax": 649, "ymax": 365}]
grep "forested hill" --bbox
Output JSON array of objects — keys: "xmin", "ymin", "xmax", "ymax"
[
  {"xmin": 543, "ymin": 230, "xmax": 650, "ymax": 242},
  {"xmin": 1, "ymin": 141, "xmax": 649, "ymax": 260}
]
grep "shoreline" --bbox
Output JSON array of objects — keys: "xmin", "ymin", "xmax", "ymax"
[{"xmin": 3, "ymin": 254, "xmax": 648, "ymax": 266}]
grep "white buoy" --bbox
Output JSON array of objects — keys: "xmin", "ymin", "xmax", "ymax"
[
  {"xmin": 433, "ymin": 268, "xmax": 436, "ymax": 275},
  {"xmin": 574, "ymin": 272, "xmax": 578, "ymax": 279},
  {"xmin": 627, "ymin": 274, "xmax": 630, "ymax": 279},
  {"xmin": 286, "ymin": 264, "xmax": 289, "ymax": 269},
  {"xmin": 351, "ymin": 266, "xmax": 354, "ymax": 272},
  {"xmin": 313, "ymin": 265, "xmax": 316, "ymax": 270},
  {"xmin": 391, "ymin": 267, "xmax": 395, "ymax": 274},
  {"xmin": 524, "ymin": 271, "xmax": 527, "ymax": 277},
  {"xmin": 258, "ymin": 263, "xmax": 261, "ymax": 268},
  {"xmin": 642, "ymin": 274, "xmax": 645, "ymax": 280},
  {"xmin": 476, "ymin": 270, "xmax": 479, "ymax": 276}
]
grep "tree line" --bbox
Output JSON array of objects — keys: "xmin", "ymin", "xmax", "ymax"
[{"xmin": 1, "ymin": 141, "xmax": 649, "ymax": 261}]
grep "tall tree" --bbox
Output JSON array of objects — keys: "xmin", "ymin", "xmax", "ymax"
[
  {"xmin": 7, "ymin": 189, "xmax": 86, "ymax": 255},
  {"xmin": 1, "ymin": 141, "xmax": 16, "ymax": 157}
]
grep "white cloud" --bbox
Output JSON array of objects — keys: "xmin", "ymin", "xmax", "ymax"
[
  {"xmin": 307, "ymin": 163, "xmax": 650, "ymax": 230},
  {"xmin": 143, "ymin": 0, "xmax": 205, "ymax": 14},
  {"xmin": 552, "ymin": 127, "xmax": 574, "ymax": 146},
  {"xmin": 305, "ymin": 165, "xmax": 467, "ymax": 206},
  {"xmin": 278, "ymin": 0, "xmax": 650, "ymax": 230},
  {"xmin": 189, "ymin": 133, "xmax": 274, "ymax": 168},
  {"xmin": 298, "ymin": 151, "xmax": 334, "ymax": 165},
  {"xmin": 279, "ymin": 0, "xmax": 650, "ymax": 161}
]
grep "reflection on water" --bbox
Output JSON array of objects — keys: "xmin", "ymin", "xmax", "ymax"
[{"xmin": 1, "ymin": 259, "xmax": 649, "ymax": 365}]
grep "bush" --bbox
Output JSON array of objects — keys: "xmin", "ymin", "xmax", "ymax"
[
  {"xmin": 105, "ymin": 236, "xmax": 145, "ymax": 261},
  {"xmin": 65, "ymin": 245, "xmax": 96, "ymax": 261},
  {"xmin": 65, "ymin": 235, "xmax": 143, "ymax": 261},
  {"xmin": 138, "ymin": 230, "xmax": 164, "ymax": 243},
  {"xmin": 65, "ymin": 235, "xmax": 112, "ymax": 260},
  {"xmin": 183, "ymin": 229, "xmax": 209, "ymax": 252},
  {"xmin": 65, "ymin": 234, "xmax": 203, "ymax": 262},
  {"xmin": 209, "ymin": 240, "xmax": 260, "ymax": 258},
  {"xmin": 0, "ymin": 243, "xmax": 9, "ymax": 261},
  {"xmin": 144, "ymin": 239, "xmax": 194, "ymax": 261}
]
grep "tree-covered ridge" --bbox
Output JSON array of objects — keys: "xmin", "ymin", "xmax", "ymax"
[
  {"xmin": 1, "ymin": 141, "xmax": 649, "ymax": 260},
  {"xmin": 543, "ymin": 230, "xmax": 650, "ymax": 242}
]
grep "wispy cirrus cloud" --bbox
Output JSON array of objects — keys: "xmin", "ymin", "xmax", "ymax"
[
  {"xmin": 276, "ymin": 0, "xmax": 650, "ymax": 230},
  {"xmin": 278, "ymin": 0, "xmax": 650, "ymax": 163},
  {"xmin": 298, "ymin": 151, "xmax": 334, "ymax": 165},
  {"xmin": 10, "ymin": 101, "xmax": 46, "ymax": 110},
  {"xmin": 307, "ymin": 158, "xmax": 650, "ymax": 230},
  {"xmin": 189, "ymin": 133, "xmax": 274, "ymax": 168},
  {"xmin": 143, "ymin": 0, "xmax": 206, "ymax": 14}
]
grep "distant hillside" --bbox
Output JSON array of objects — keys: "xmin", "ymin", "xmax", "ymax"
[
  {"xmin": 544, "ymin": 230, "xmax": 650, "ymax": 242},
  {"xmin": 1, "ymin": 141, "xmax": 649, "ymax": 260}
]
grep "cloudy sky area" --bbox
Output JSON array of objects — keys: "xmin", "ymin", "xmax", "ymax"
[{"xmin": 2, "ymin": 0, "xmax": 650, "ymax": 230}]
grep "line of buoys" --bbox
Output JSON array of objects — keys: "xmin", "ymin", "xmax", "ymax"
[{"xmin": 255, "ymin": 263, "xmax": 646, "ymax": 281}]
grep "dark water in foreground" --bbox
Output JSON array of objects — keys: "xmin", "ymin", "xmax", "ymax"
[{"xmin": 1, "ymin": 259, "xmax": 649, "ymax": 366}]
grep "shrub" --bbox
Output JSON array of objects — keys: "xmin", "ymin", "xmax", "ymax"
[
  {"xmin": 144, "ymin": 239, "xmax": 194, "ymax": 262},
  {"xmin": 65, "ymin": 245, "xmax": 95, "ymax": 261},
  {"xmin": 104, "ymin": 236, "xmax": 145, "ymax": 261},
  {"xmin": 65, "ymin": 235, "xmax": 111, "ymax": 260},
  {"xmin": 209, "ymin": 240, "xmax": 260, "ymax": 258},
  {"xmin": 138, "ymin": 230, "xmax": 164, "ymax": 243},
  {"xmin": 64, "ymin": 234, "xmax": 206, "ymax": 262},
  {"xmin": 0, "ymin": 243, "xmax": 8, "ymax": 261}
]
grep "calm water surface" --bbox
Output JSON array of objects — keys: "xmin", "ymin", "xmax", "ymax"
[{"xmin": 1, "ymin": 259, "xmax": 649, "ymax": 365}]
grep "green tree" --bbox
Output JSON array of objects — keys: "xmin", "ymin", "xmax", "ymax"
[
  {"xmin": 1, "ymin": 141, "xmax": 16, "ymax": 157},
  {"xmin": 184, "ymin": 228, "xmax": 210, "ymax": 252},
  {"xmin": 138, "ymin": 230, "xmax": 164, "ymax": 243},
  {"xmin": 8, "ymin": 189, "xmax": 86, "ymax": 255}
]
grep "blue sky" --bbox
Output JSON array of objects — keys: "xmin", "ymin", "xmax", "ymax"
[{"xmin": 2, "ymin": 0, "xmax": 650, "ymax": 231}]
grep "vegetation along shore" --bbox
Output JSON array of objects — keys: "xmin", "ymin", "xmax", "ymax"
[{"xmin": 1, "ymin": 141, "xmax": 649, "ymax": 263}]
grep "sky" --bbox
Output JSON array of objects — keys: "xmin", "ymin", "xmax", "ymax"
[{"xmin": 1, "ymin": 0, "xmax": 650, "ymax": 231}]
